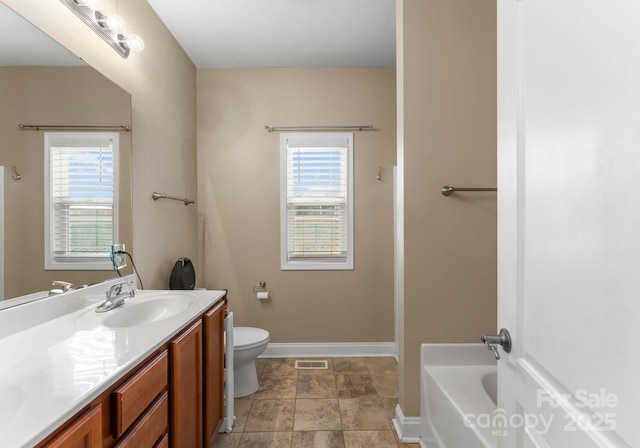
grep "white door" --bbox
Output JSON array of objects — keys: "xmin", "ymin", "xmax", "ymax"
[{"xmin": 497, "ymin": 1, "xmax": 639, "ymax": 447}]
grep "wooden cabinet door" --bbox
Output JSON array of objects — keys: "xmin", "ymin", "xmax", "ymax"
[
  {"xmin": 203, "ymin": 302, "xmax": 226, "ymax": 445},
  {"xmin": 170, "ymin": 320, "xmax": 203, "ymax": 448},
  {"xmin": 44, "ymin": 404, "xmax": 101, "ymax": 448},
  {"xmin": 154, "ymin": 433, "xmax": 169, "ymax": 448}
]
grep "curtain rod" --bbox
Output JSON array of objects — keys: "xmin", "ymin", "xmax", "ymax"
[
  {"xmin": 265, "ymin": 125, "xmax": 374, "ymax": 132},
  {"xmin": 18, "ymin": 124, "xmax": 131, "ymax": 132}
]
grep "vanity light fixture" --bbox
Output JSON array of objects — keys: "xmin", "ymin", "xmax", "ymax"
[
  {"xmin": 75, "ymin": 0, "xmax": 105, "ymax": 10},
  {"xmin": 98, "ymin": 12, "xmax": 126, "ymax": 33},
  {"xmin": 60, "ymin": 0, "xmax": 144, "ymax": 58}
]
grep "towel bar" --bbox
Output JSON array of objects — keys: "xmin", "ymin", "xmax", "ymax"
[{"xmin": 441, "ymin": 186, "xmax": 497, "ymax": 196}]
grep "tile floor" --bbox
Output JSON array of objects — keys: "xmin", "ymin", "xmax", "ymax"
[{"xmin": 211, "ymin": 357, "xmax": 420, "ymax": 448}]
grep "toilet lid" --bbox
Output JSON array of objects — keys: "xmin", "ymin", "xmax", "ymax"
[{"xmin": 234, "ymin": 327, "xmax": 269, "ymax": 349}]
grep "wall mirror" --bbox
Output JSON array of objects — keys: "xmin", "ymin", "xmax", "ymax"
[{"xmin": 0, "ymin": 2, "xmax": 132, "ymax": 302}]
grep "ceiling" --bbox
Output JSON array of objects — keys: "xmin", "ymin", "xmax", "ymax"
[
  {"xmin": 147, "ymin": 0, "xmax": 396, "ymax": 69},
  {"xmin": 0, "ymin": 2, "xmax": 84, "ymax": 66}
]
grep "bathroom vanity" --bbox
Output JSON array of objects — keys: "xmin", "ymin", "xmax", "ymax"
[{"xmin": 0, "ymin": 276, "xmax": 227, "ymax": 448}]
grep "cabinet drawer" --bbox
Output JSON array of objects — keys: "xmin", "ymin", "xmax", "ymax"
[
  {"xmin": 114, "ymin": 392, "xmax": 168, "ymax": 448},
  {"xmin": 113, "ymin": 350, "xmax": 168, "ymax": 437}
]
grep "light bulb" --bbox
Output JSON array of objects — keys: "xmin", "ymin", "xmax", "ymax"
[
  {"xmin": 124, "ymin": 34, "xmax": 145, "ymax": 52},
  {"xmin": 105, "ymin": 14, "xmax": 127, "ymax": 32}
]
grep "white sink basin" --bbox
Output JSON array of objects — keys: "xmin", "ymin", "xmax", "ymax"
[{"xmin": 102, "ymin": 293, "xmax": 194, "ymax": 328}]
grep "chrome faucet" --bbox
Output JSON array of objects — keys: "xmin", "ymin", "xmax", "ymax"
[
  {"xmin": 49, "ymin": 281, "xmax": 76, "ymax": 296},
  {"xmin": 481, "ymin": 328, "xmax": 512, "ymax": 360},
  {"xmin": 96, "ymin": 281, "xmax": 136, "ymax": 313}
]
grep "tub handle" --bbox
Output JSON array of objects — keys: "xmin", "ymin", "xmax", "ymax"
[{"xmin": 481, "ymin": 328, "xmax": 512, "ymax": 360}]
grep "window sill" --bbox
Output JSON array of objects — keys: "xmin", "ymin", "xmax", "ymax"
[
  {"xmin": 281, "ymin": 260, "xmax": 354, "ymax": 271},
  {"xmin": 45, "ymin": 261, "xmax": 114, "ymax": 271}
]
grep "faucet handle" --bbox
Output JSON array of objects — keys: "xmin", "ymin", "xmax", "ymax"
[
  {"xmin": 51, "ymin": 281, "xmax": 75, "ymax": 291},
  {"xmin": 107, "ymin": 280, "xmax": 135, "ymax": 298},
  {"xmin": 481, "ymin": 328, "xmax": 512, "ymax": 360}
]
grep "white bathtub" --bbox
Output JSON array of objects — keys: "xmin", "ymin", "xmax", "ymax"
[{"xmin": 420, "ymin": 344, "xmax": 498, "ymax": 448}]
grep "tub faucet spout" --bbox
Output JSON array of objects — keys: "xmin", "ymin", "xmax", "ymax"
[
  {"xmin": 482, "ymin": 337, "xmax": 501, "ymax": 359},
  {"xmin": 481, "ymin": 328, "xmax": 512, "ymax": 360}
]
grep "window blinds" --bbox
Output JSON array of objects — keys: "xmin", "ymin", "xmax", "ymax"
[
  {"xmin": 49, "ymin": 143, "xmax": 114, "ymax": 261},
  {"xmin": 285, "ymin": 143, "xmax": 349, "ymax": 261}
]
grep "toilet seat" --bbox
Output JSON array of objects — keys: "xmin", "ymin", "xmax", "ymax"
[{"xmin": 233, "ymin": 327, "xmax": 269, "ymax": 350}]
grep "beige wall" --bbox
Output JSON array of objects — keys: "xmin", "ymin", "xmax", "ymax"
[
  {"xmin": 2, "ymin": 0, "xmax": 498, "ymax": 419},
  {"xmin": 2, "ymin": 0, "xmax": 197, "ymax": 290},
  {"xmin": 398, "ymin": 0, "xmax": 498, "ymax": 415},
  {"xmin": 0, "ymin": 67, "xmax": 132, "ymax": 298},
  {"xmin": 197, "ymin": 68, "xmax": 396, "ymax": 342}
]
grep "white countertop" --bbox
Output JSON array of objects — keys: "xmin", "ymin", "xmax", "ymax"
[{"xmin": 0, "ymin": 277, "xmax": 226, "ymax": 448}]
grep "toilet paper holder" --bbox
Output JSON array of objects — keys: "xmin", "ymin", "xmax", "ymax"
[{"xmin": 252, "ymin": 281, "xmax": 271, "ymax": 299}]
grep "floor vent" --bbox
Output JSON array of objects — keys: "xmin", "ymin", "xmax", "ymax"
[{"xmin": 295, "ymin": 360, "xmax": 328, "ymax": 370}]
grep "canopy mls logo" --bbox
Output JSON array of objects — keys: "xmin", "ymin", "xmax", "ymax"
[
  {"xmin": 463, "ymin": 388, "xmax": 618, "ymax": 437},
  {"xmin": 463, "ymin": 409, "xmax": 554, "ymax": 437}
]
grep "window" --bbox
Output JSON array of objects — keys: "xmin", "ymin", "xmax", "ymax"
[
  {"xmin": 280, "ymin": 133, "xmax": 354, "ymax": 270},
  {"xmin": 44, "ymin": 132, "xmax": 118, "ymax": 270}
]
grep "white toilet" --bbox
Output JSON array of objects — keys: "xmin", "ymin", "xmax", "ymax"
[{"xmin": 232, "ymin": 327, "xmax": 270, "ymax": 397}]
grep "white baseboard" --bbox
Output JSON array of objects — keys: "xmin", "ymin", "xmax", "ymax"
[
  {"xmin": 391, "ymin": 404, "xmax": 421, "ymax": 444},
  {"xmin": 261, "ymin": 342, "xmax": 397, "ymax": 358}
]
